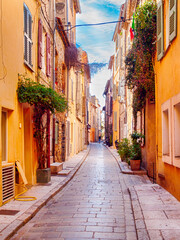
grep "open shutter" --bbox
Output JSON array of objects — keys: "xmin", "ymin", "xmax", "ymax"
[
  {"xmin": 157, "ymin": 0, "xmax": 164, "ymax": 61},
  {"xmin": 38, "ymin": 19, "xmax": 42, "ymax": 68},
  {"xmin": 169, "ymin": 0, "xmax": 177, "ymax": 42},
  {"xmin": 24, "ymin": 6, "xmax": 28, "ymax": 63},
  {"xmin": 46, "ymin": 33, "xmax": 51, "ymax": 76},
  {"xmin": 28, "ymin": 13, "xmax": 32, "ymax": 66},
  {"xmin": 24, "ymin": 4, "xmax": 32, "ymax": 67}
]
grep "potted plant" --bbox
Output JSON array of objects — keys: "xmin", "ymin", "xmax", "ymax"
[
  {"xmin": 129, "ymin": 132, "xmax": 143, "ymax": 170},
  {"xmin": 17, "ymin": 76, "xmax": 67, "ymax": 183},
  {"xmin": 118, "ymin": 138, "xmax": 131, "ymax": 165},
  {"xmin": 115, "ymin": 140, "xmax": 119, "ymax": 149}
]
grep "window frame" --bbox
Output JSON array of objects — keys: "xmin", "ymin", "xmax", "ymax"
[
  {"xmin": 161, "ymin": 99, "xmax": 172, "ymax": 164},
  {"xmin": 172, "ymin": 93, "xmax": 180, "ymax": 168},
  {"xmin": 1, "ymin": 110, "xmax": 8, "ymax": 162}
]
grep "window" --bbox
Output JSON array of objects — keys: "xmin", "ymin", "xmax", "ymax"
[
  {"xmin": 157, "ymin": 0, "xmax": 177, "ymax": 61},
  {"xmin": 1, "ymin": 111, "xmax": 7, "ymax": 162},
  {"xmin": 46, "ymin": 33, "xmax": 51, "ymax": 76},
  {"xmin": 169, "ymin": 0, "xmax": 177, "ymax": 42},
  {"xmin": 161, "ymin": 100, "xmax": 171, "ymax": 164},
  {"xmin": 24, "ymin": 4, "xmax": 33, "ymax": 68},
  {"xmin": 172, "ymin": 93, "xmax": 180, "ymax": 168},
  {"xmin": 114, "ymin": 112, "xmax": 117, "ymax": 132},
  {"xmin": 71, "ymin": 123, "xmax": 73, "ymax": 143},
  {"xmin": 173, "ymin": 103, "xmax": 180, "ymax": 158},
  {"xmin": 157, "ymin": 0, "xmax": 164, "ymax": 61},
  {"xmin": 162, "ymin": 110, "xmax": 169, "ymax": 155},
  {"xmin": 70, "ymin": 0, "xmax": 74, "ymax": 16},
  {"xmin": 55, "ymin": 121, "xmax": 59, "ymax": 145},
  {"xmin": 71, "ymin": 78, "xmax": 73, "ymax": 102},
  {"xmin": 38, "ymin": 19, "xmax": 43, "ymax": 69}
]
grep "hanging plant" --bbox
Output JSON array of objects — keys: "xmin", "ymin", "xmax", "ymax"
[
  {"xmin": 65, "ymin": 44, "xmax": 90, "ymax": 75},
  {"xmin": 17, "ymin": 75, "xmax": 67, "ymax": 169},
  {"xmin": 125, "ymin": 0, "xmax": 157, "ymax": 121}
]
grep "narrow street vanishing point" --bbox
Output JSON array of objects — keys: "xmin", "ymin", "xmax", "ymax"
[{"xmin": 11, "ymin": 144, "xmax": 150, "ymax": 240}]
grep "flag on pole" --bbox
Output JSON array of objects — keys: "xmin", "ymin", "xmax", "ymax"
[{"xmin": 130, "ymin": 13, "xmax": 135, "ymax": 41}]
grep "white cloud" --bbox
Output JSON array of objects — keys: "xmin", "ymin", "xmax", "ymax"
[
  {"xmin": 90, "ymin": 66, "xmax": 112, "ymax": 107},
  {"xmin": 105, "ymin": 0, "xmax": 125, "ymax": 6},
  {"xmin": 78, "ymin": 3, "xmax": 114, "ymax": 24}
]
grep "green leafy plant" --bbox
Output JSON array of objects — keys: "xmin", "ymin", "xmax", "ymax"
[
  {"xmin": 125, "ymin": 0, "xmax": 157, "ymax": 128},
  {"xmin": 17, "ymin": 75, "xmax": 67, "ymax": 169},
  {"xmin": 118, "ymin": 138, "xmax": 131, "ymax": 164},
  {"xmin": 130, "ymin": 132, "xmax": 143, "ymax": 160}
]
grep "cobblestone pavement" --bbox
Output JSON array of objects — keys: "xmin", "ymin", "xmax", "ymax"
[{"xmin": 11, "ymin": 143, "xmax": 150, "ymax": 240}]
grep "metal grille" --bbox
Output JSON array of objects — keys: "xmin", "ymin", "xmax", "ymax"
[{"xmin": 2, "ymin": 165, "xmax": 15, "ymax": 202}]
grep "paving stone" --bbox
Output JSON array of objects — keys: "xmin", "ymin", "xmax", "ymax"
[
  {"xmin": 148, "ymin": 230, "xmax": 163, "ymax": 240},
  {"xmin": 143, "ymin": 210, "xmax": 167, "ymax": 220},
  {"xmin": 161, "ymin": 229, "xmax": 180, "ymax": 240},
  {"xmin": 94, "ymin": 232, "xmax": 126, "ymax": 239},
  {"xmin": 145, "ymin": 219, "xmax": 180, "ymax": 230},
  {"xmin": 137, "ymin": 229, "xmax": 150, "ymax": 240},
  {"xmin": 61, "ymin": 231, "xmax": 93, "ymax": 238},
  {"xmin": 126, "ymin": 231, "xmax": 137, "ymax": 240},
  {"xmin": 86, "ymin": 225, "xmax": 113, "ymax": 232}
]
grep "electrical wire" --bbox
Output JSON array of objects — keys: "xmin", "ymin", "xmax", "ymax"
[
  {"xmin": 66, "ymin": 19, "xmax": 131, "ymax": 31},
  {"xmin": 15, "ymin": 184, "xmax": 37, "ymax": 201}
]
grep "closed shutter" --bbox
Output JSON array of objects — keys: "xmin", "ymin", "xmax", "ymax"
[
  {"xmin": 24, "ymin": 4, "xmax": 32, "ymax": 67},
  {"xmin": 114, "ymin": 111, "xmax": 117, "ymax": 132},
  {"xmin": 46, "ymin": 33, "xmax": 51, "ymax": 76},
  {"xmin": 169, "ymin": 0, "xmax": 177, "ymax": 42},
  {"xmin": 113, "ymin": 84, "xmax": 117, "ymax": 100},
  {"xmin": 118, "ymin": 82, "xmax": 121, "ymax": 96},
  {"xmin": 38, "ymin": 19, "xmax": 43, "ymax": 68},
  {"xmin": 110, "ymin": 96, "xmax": 113, "ymax": 115},
  {"xmin": 82, "ymin": 96, "xmax": 86, "ymax": 116},
  {"xmin": 157, "ymin": 0, "xmax": 164, "ymax": 61}
]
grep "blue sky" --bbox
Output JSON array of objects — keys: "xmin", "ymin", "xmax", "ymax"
[{"xmin": 76, "ymin": 0, "xmax": 124, "ymax": 107}]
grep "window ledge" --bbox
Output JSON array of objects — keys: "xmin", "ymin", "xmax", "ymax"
[{"xmin": 24, "ymin": 61, "xmax": 34, "ymax": 72}]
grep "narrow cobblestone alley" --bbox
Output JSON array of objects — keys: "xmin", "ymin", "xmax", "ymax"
[{"xmin": 11, "ymin": 144, "xmax": 149, "ymax": 240}]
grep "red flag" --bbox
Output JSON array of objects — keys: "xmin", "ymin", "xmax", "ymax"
[{"xmin": 130, "ymin": 27, "xmax": 134, "ymax": 41}]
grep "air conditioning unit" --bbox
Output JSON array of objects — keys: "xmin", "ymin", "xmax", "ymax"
[{"xmin": 2, "ymin": 165, "xmax": 15, "ymax": 203}]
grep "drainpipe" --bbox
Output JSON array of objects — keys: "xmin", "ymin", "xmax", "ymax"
[
  {"xmin": 52, "ymin": 0, "xmax": 56, "ymax": 163},
  {"xmin": 66, "ymin": 0, "xmax": 70, "ymax": 158}
]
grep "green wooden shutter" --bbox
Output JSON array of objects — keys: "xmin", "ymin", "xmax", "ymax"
[
  {"xmin": 169, "ymin": 0, "xmax": 177, "ymax": 42},
  {"xmin": 157, "ymin": 0, "xmax": 164, "ymax": 61}
]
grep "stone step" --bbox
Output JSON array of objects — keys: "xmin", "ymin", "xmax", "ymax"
[
  {"xmin": 57, "ymin": 169, "xmax": 71, "ymax": 176},
  {"xmin": 50, "ymin": 162, "xmax": 63, "ymax": 174}
]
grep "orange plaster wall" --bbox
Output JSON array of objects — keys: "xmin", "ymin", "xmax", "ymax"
[{"xmin": 155, "ymin": 0, "xmax": 180, "ymax": 200}]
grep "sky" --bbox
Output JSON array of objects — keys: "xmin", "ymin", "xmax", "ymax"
[{"xmin": 76, "ymin": 0, "xmax": 124, "ymax": 107}]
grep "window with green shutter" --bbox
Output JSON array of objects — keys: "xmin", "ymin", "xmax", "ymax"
[
  {"xmin": 157, "ymin": 0, "xmax": 164, "ymax": 61},
  {"xmin": 24, "ymin": 4, "xmax": 33, "ymax": 68},
  {"xmin": 169, "ymin": 0, "xmax": 177, "ymax": 42}
]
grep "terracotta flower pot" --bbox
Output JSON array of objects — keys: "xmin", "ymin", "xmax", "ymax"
[{"xmin": 130, "ymin": 159, "xmax": 141, "ymax": 171}]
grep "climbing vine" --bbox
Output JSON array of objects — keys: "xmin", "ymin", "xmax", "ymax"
[
  {"xmin": 125, "ymin": 0, "xmax": 157, "ymax": 122},
  {"xmin": 17, "ymin": 75, "xmax": 67, "ymax": 169}
]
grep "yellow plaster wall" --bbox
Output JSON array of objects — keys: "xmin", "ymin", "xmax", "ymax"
[{"xmin": 0, "ymin": 0, "xmax": 39, "ymax": 205}]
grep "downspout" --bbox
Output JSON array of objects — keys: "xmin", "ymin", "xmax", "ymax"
[
  {"xmin": 66, "ymin": 0, "xmax": 70, "ymax": 158},
  {"xmin": 52, "ymin": 0, "xmax": 56, "ymax": 162}
]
